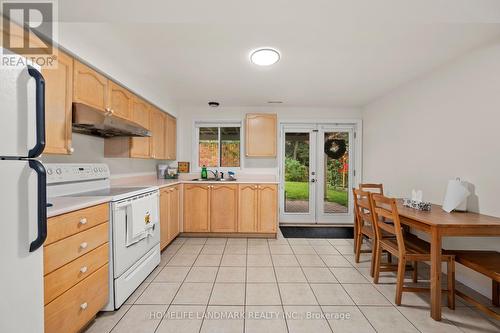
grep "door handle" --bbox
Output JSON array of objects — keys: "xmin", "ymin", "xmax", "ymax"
[
  {"xmin": 310, "ymin": 179, "xmax": 316, "ymax": 183},
  {"xmin": 27, "ymin": 66, "xmax": 46, "ymax": 158},
  {"xmin": 28, "ymin": 159, "xmax": 47, "ymax": 252}
]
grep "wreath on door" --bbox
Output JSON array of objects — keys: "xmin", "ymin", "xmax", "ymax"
[{"xmin": 324, "ymin": 139, "xmax": 346, "ymax": 159}]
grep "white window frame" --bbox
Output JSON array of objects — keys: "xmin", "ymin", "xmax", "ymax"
[{"xmin": 193, "ymin": 121, "xmax": 243, "ymax": 171}]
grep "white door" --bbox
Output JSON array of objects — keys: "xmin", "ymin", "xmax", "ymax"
[
  {"xmin": 0, "ymin": 160, "xmax": 45, "ymax": 333},
  {"xmin": 280, "ymin": 123, "xmax": 357, "ymax": 224}
]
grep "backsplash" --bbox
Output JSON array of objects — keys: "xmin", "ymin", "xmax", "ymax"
[{"xmin": 41, "ymin": 133, "xmax": 172, "ymax": 177}]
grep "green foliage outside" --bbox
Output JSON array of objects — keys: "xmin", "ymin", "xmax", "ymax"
[{"xmin": 285, "ymin": 181, "xmax": 348, "ymax": 207}]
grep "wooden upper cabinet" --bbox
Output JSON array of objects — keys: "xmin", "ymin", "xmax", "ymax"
[
  {"xmin": 107, "ymin": 81, "xmax": 132, "ymax": 120},
  {"xmin": 150, "ymin": 108, "xmax": 165, "ymax": 159},
  {"xmin": 130, "ymin": 98, "xmax": 151, "ymax": 158},
  {"xmin": 210, "ymin": 185, "xmax": 238, "ymax": 232},
  {"xmin": 164, "ymin": 115, "xmax": 177, "ymax": 160},
  {"xmin": 43, "ymin": 51, "xmax": 73, "ymax": 155},
  {"xmin": 73, "ymin": 60, "xmax": 108, "ymax": 112},
  {"xmin": 183, "ymin": 184, "xmax": 210, "ymax": 232},
  {"xmin": 258, "ymin": 185, "xmax": 278, "ymax": 233},
  {"xmin": 238, "ymin": 185, "xmax": 258, "ymax": 232},
  {"xmin": 245, "ymin": 113, "xmax": 277, "ymax": 157}
]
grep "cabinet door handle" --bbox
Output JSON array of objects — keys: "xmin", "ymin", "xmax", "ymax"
[
  {"xmin": 80, "ymin": 302, "xmax": 88, "ymax": 310},
  {"xmin": 80, "ymin": 242, "xmax": 88, "ymax": 249},
  {"xmin": 69, "ymin": 147, "xmax": 75, "ymax": 154},
  {"xmin": 80, "ymin": 266, "xmax": 88, "ymax": 273},
  {"xmin": 79, "ymin": 218, "xmax": 87, "ymax": 225}
]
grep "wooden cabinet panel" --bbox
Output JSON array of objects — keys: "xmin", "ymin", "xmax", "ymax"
[
  {"xmin": 238, "ymin": 185, "xmax": 258, "ymax": 232},
  {"xmin": 44, "ymin": 222, "xmax": 108, "ymax": 275},
  {"xmin": 43, "ymin": 51, "xmax": 73, "ymax": 155},
  {"xmin": 44, "ymin": 264, "xmax": 108, "ymax": 333},
  {"xmin": 183, "ymin": 184, "xmax": 210, "ymax": 232},
  {"xmin": 108, "ymin": 80, "xmax": 132, "ymax": 120},
  {"xmin": 150, "ymin": 108, "xmax": 165, "ymax": 159},
  {"xmin": 210, "ymin": 185, "xmax": 238, "ymax": 232},
  {"xmin": 245, "ymin": 113, "xmax": 277, "ymax": 157},
  {"xmin": 130, "ymin": 97, "xmax": 151, "ymax": 158},
  {"xmin": 168, "ymin": 185, "xmax": 180, "ymax": 240},
  {"xmin": 44, "ymin": 243, "xmax": 108, "ymax": 305},
  {"xmin": 73, "ymin": 60, "xmax": 108, "ymax": 112},
  {"xmin": 258, "ymin": 185, "xmax": 278, "ymax": 233},
  {"xmin": 165, "ymin": 115, "xmax": 177, "ymax": 160},
  {"xmin": 46, "ymin": 204, "xmax": 108, "ymax": 245},
  {"xmin": 160, "ymin": 188, "xmax": 170, "ymax": 249}
]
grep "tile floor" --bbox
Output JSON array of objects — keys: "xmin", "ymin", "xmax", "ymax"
[{"xmin": 84, "ymin": 233, "xmax": 500, "ymax": 333}]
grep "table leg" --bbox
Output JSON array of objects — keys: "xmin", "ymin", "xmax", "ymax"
[{"xmin": 430, "ymin": 227, "xmax": 442, "ymax": 320}]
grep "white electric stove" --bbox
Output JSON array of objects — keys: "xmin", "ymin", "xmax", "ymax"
[{"xmin": 46, "ymin": 163, "xmax": 161, "ymax": 311}]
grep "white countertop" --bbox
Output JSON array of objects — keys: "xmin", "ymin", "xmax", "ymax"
[
  {"xmin": 47, "ymin": 196, "xmax": 112, "ymax": 218},
  {"xmin": 47, "ymin": 174, "xmax": 278, "ymax": 217}
]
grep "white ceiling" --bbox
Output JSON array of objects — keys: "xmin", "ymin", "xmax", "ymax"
[{"xmin": 57, "ymin": 0, "xmax": 500, "ymax": 108}]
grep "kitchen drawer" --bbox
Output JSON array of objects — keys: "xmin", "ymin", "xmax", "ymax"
[
  {"xmin": 44, "ymin": 222, "xmax": 108, "ymax": 275},
  {"xmin": 44, "ymin": 243, "xmax": 108, "ymax": 305},
  {"xmin": 45, "ymin": 264, "xmax": 109, "ymax": 333},
  {"xmin": 46, "ymin": 203, "xmax": 109, "ymax": 245}
]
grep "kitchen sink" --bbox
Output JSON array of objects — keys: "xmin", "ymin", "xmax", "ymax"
[{"xmin": 191, "ymin": 178, "xmax": 237, "ymax": 182}]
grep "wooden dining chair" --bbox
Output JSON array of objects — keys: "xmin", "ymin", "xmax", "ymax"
[
  {"xmin": 353, "ymin": 188, "xmax": 378, "ymax": 276},
  {"xmin": 360, "ymin": 183, "xmax": 384, "ymax": 195},
  {"xmin": 370, "ymin": 193, "xmax": 456, "ymax": 308}
]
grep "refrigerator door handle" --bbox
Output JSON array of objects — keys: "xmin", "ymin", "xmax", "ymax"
[
  {"xmin": 28, "ymin": 159, "xmax": 47, "ymax": 252},
  {"xmin": 27, "ymin": 66, "xmax": 46, "ymax": 158}
]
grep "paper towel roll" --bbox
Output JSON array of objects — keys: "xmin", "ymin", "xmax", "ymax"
[{"xmin": 442, "ymin": 178, "xmax": 470, "ymax": 213}]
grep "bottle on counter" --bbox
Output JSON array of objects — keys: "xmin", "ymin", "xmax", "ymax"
[{"xmin": 201, "ymin": 165, "xmax": 208, "ymax": 179}]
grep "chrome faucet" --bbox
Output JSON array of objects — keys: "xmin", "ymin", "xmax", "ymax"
[{"xmin": 207, "ymin": 169, "xmax": 219, "ymax": 179}]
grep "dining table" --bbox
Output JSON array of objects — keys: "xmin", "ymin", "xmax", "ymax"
[{"xmin": 395, "ymin": 201, "xmax": 500, "ymax": 321}]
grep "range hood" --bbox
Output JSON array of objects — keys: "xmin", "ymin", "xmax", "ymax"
[{"xmin": 72, "ymin": 103, "xmax": 151, "ymax": 138}]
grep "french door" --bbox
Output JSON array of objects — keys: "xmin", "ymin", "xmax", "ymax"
[{"xmin": 279, "ymin": 123, "xmax": 357, "ymax": 224}]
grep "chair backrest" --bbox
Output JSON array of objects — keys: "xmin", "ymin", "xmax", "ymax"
[
  {"xmin": 369, "ymin": 193, "xmax": 406, "ymax": 256},
  {"xmin": 353, "ymin": 188, "xmax": 376, "ymax": 234},
  {"xmin": 360, "ymin": 183, "xmax": 384, "ymax": 195}
]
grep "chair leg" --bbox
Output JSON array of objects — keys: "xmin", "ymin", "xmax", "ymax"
[
  {"xmin": 412, "ymin": 261, "xmax": 418, "ymax": 283},
  {"xmin": 354, "ymin": 233, "xmax": 362, "ymax": 263},
  {"xmin": 387, "ymin": 252, "xmax": 392, "ymax": 264},
  {"xmin": 370, "ymin": 239, "xmax": 376, "ymax": 277},
  {"xmin": 492, "ymin": 280, "xmax": 499, "ymax": 306},
  {"xmin": 447, "ymin": 259, "xmax": 455, "ymax": 310},
  {"xmin": 395, "ymin": 258, "xmax": 406, "ymax": 306},
  {"xmin": 373, "ymin": 241, "xmax": 382, "ymax": 284}
]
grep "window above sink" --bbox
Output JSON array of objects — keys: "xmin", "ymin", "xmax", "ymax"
[{"xmin": 194, "ymin": 121, "xmax": 242, "ymax": 171}]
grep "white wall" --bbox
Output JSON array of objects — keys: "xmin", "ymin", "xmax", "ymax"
[
  {"xmin": 177, "ymin": 106, "xmax": 361, "ymax": 173},
  {"xmin": 362, "ymin": 40, "xmax": 500, "ymax": 297}
]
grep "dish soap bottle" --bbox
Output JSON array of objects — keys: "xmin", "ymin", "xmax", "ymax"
[{"xmin": 201, "ymin": 165, "xmax": 208, "ymax": 179}]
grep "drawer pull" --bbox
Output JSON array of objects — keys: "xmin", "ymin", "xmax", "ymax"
[
  {"xmin": 80, "ymin": 266, "xmax": 88, "ymax": 273},
  {"xmin": 79, "ymin": 218, "xmax": 87, "ymax": 225},
  {"xmin": 80, "ymin": 302, "xmax": 88, "ymax": 310},
  {"xmin": 80, "ymin": 242, "xmax": 88, "ymax": 249}
]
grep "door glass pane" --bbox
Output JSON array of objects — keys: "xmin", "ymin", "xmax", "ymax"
[
  {"xmin": 220, "ymin": 127, "xmax": 240, "ymax": 167},
  {"xmin": 284, "ymin": 132, "xmax": 310, "ymax": 213},
  {"xmin": 323, "ymin": 132, "xmax": 349, "ymax": 213},
  {"xmin": 199, "ymin": 127, "xmax": 218, "ymax": 167}
]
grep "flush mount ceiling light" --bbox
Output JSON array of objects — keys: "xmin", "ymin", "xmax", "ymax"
[{"xmin": 250, "ymin": 48, "xmax": 280, "ymax": 66}]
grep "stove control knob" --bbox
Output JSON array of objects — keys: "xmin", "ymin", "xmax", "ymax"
[
  {"xmin": 47, "ymin": 168, "xmax": 53, "ymax": 175},
  {"xmin": 56, "ymin": 168, "xmax": 62, "ymax": 175},
  {"xmin": 94, "ymin": 168, "xmax": 98, "ymax": 172}
]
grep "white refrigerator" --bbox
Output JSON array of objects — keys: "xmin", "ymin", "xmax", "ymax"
[{"xmin": 0, "ymin": 50, "xmax": 47, "ymax": 333}]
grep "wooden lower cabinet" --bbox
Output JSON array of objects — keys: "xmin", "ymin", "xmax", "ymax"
[
  {"xmin": 238, "ymin": 184, "xmax": 277, "ymax": 233},
  {"xmin": 44, "ymin": 205, "xmax": 109, "ymax": 333},
  {"xmin": 183, "ymin": 184, "xmax": 211, "ymax": 232},
  {"xmin": 210, "ymin": 184, "xmax": 238, "ymax": 232},
  {"xmin": 183, "ymin": 183, "xmax": 277, "ymax": 235},
  {"xmin": 45, "ymin": 264, "xmax": 108, "ymax": 333},
  {"xmin": 160, "ymin": 185, "xmax": 181, "ymax": 249}
]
